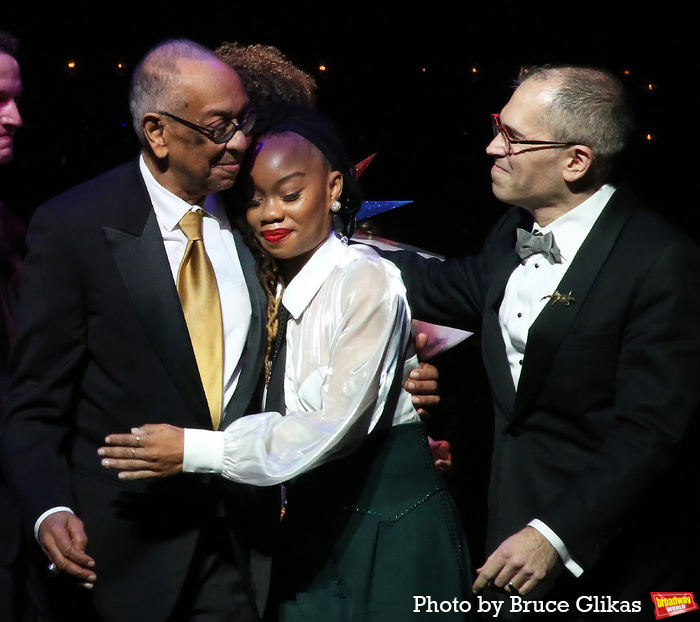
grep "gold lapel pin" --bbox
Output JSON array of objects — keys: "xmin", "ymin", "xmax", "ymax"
[{"xmin": 541, "ymin": 290, "xmax": 575, "ymax": 306}]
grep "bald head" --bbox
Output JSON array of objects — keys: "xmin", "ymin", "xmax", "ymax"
[{"xmin": 129, "ymin": 39, "xmax": 242, "ymax": 144}]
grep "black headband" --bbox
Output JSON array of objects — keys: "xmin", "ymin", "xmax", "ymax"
[{"xmin": 252, "ymin": 103, "xmax": 354, "ymax": 175}]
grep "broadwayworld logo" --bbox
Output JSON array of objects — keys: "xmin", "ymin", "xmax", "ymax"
[{"xmin": 651, "ymin": 593, "xmax": 698, "ymax": 619}]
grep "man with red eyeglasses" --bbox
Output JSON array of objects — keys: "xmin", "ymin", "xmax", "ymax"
[{"xmin": 388, "ymin": 65, "xmax": 700, "ymax": 619}]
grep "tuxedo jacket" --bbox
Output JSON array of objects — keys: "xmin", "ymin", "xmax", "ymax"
[
  {"xmin": 389, "ymin": 186, "xmax": 700, "ymax": 608},
  {"xmin": 0, "ymin": 160, "xmax": 268, "ymax": 622}
]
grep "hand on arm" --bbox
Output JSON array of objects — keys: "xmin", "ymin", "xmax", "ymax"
[
  {"xmin": 406, "ymin": 332, "xmax": 450, "ymax": 471},
  {"xmin": 38, "ymin": 511, "xmax": 96, "ymax": 588},
  {"xmin": 99, "ymin": 424, "xmax": 184, "ymax": 480},
  {"xmin": 472, "ymin": 526, "xmax": 559, "ymax": 596},
  {"xmin": 404, "ymin": 332, "xmax": 440, "ymax": 417}
]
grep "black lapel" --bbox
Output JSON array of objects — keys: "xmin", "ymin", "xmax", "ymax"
[
  {"xmin": 481, "ymin": 209, "xmax": 533, "ymax": 417},
  {"xmin": 512, "ymin": 190, "xmax": 637, "ymax": 420},
  {"xmin": 482, "ymin": 253, "xmax": 520, "ymax": 417},
  {"xmin": 103, "ymin": 210, "xmax": 212, "ymax": 429},
  {"xmin": 220, "ymin": 227, "xmax": 267, "ymax": 426}
]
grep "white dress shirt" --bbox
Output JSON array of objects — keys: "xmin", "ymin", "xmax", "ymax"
[
  {"xmin": 499, "ymin": 184, "xmax": 616, "ymax": 576},
  {"xmin": 183, "ymin": 233, "xmax": 420, "ymax": 485}
]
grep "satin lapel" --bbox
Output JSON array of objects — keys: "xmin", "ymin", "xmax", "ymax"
[
  {"xmin": 103, "ymin": 210, "xmax": 212, "ymax": 429},
  {"xmin": 483, "ymin": 250, "xmax": 520, "ymax": 417},
  {"xmin": 220, "ymin": 227, "xmax": 267, "ymax": 426},
  {"xmin": 513, "ymin": 192, "xmax": 637, "ymax": 421},
  {"xmin": 482, "ymin": 209, "xmax": 533, "ymax": 418}
]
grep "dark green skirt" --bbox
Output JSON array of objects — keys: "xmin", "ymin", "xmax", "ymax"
[{"xmin": 268, "ymin": 423, "xmax": 473, "ymax": 621}]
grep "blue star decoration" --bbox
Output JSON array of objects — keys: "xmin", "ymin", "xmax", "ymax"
[{"xmin": 357, "ymin": 200, "xmax": 413, "ymax": 220}]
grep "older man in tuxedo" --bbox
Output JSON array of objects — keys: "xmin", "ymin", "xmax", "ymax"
[
  {"xmin": 388, "ymin": 65, "xmax": 700, "ymax": 619},
  {"xmin": 0, "ymin": 38, "xmax": 270, "ymax": 622}
]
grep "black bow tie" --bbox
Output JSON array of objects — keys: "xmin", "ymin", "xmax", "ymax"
[{"xmin": 515, "ymin": 228, "xmax": 562, "ymax": 264}]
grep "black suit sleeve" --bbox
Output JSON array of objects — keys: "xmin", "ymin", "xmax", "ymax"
[
  {"xmin": 0, "ymin": 205, "xmax": 86, "ymax": 522},
  {"xmin": 383, "ymin": 250, "xmax": 485, "ymax": 332},
  {"xmin": 380, "ymin": 207, "xmax": 521, "ymax": 332}
]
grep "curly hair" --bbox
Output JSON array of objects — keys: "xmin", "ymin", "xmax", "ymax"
[{"xmin": 216, "ymin": 42, "xmax": 317, "ymax": 111}]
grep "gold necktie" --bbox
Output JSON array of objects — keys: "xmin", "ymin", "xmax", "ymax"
[{"xmin": 177, "ymin": 209, "xmax": 223, "ymax": 429}]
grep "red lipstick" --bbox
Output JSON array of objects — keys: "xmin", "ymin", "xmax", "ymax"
[{"xmin": 262, "ymin": 228, "xmax": 292, "ymax": 243}]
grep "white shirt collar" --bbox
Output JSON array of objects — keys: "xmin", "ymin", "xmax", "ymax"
[
  {"xmin": 535, "ymin": 184, "xmax": 616, "ymax": 264},
  {"xmin": 283, "ymin": 233, "xmax": 344, "ymax": 320},
  {"xmin": 138, "ymin": 155, "xmax": 224, "ymax": 230}
]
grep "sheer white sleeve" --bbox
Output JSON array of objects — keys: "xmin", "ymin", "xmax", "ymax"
[{"xmin": 215, "ymin": 255, "xmax": 418, "ymax": 486}]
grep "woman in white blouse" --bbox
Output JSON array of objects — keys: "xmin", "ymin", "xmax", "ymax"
[{"xmin": 101, "ymin": 104, "xmax": 472, "ymax": 620}]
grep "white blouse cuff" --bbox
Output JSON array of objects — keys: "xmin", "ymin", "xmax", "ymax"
[{"xmin": 183, "ymin": 428, "xmax": 225, "ymax": 474}]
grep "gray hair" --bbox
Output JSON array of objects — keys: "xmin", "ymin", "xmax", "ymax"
[
  {"xmin": 128, "ymin": 39, "xmax": 221, "ymax": 143},
  {"xmin": 518, "ymin": 65, "xmax": 634, "ymax": 175}
]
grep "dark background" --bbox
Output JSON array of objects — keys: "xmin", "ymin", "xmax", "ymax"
[
  {"xmin": 2, "ymin": 2, "xmax": 693, "ymax": 253},
  {"xmin": 1, "ymin": 2, "xmax": 692, "ymax": 565}
]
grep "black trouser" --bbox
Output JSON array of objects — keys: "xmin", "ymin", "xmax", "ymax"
[{"xmin": 168, "ymin": 517, "xmax": 257, "ymax": 622}]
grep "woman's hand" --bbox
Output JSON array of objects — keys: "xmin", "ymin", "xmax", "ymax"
[
  {"xmin": 98, "ymin": 424, "xmax": 184, "ymax": 480},
  {"xmin": 405, "ymin": 332, "xmax": 440, "ymax": 417}
]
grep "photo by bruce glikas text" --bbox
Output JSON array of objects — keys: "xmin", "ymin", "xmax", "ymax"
[{"xmin": 412, "ymin": 595, "xmax": 643, "ymax": 616}]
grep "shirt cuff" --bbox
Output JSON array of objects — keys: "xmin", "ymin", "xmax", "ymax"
[
  {"xmin": 529, "ymin": 518, "xmax": 584, "ymax": 577},
  {"xmin": 34, "ymin": 507, "xmax": 75, "ymax": 542},
  {"xmin": 183, "ymin": 428, "xmax": 225, "ymax": 474}
]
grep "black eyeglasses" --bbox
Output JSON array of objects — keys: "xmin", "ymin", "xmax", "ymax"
[
  {"xmin": 491, "ymin": 113, "xmax": 580, "ymax": 155},
  {"xmin": 159, "ymin": 111, "xmax": 257, "ymax": 144}
]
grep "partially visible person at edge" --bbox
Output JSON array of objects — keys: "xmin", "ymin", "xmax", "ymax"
[
  {"xmin": 377, "ymin": 64, "xmax": 700, "ymax": 620},
  {"xmin": 0, "ymin": 38, "xmax": 441, "ymax": 622},
  {"xmin": 0, "ymin": 29, "xmax": 32, "ymax": 622},
  {"xmin": 99, "ymin": 102, "xmax": 473, "ymax": 621}
]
